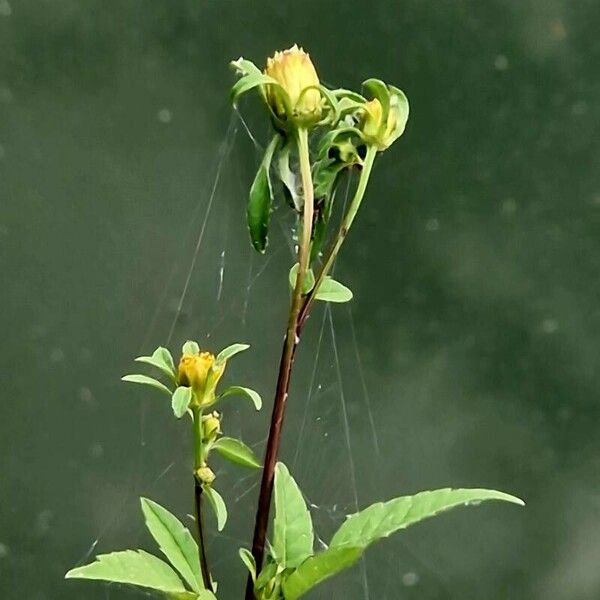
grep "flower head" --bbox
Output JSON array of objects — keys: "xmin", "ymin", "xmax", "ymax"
[
  {"xmin": 359, "ymin": 88, "xmax": 409, "ymax": 151},
  {"xmin": 264, "ymin": 44, "xmax": 322, "ymax": 126},
  {"xmin": 178, "ymin": 350, "xmax": 225, "ymax": 406}
]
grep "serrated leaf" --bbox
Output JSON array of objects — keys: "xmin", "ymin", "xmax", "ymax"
[
  {"xmin": 135, "ymin": 346, "xmax": 177, "ymax": 381},
  {"xmin": 172, "ymin": 387, "xmax": 193, "ymax": 419},
  {"xmin": 282, "ymin": 546, "xmax": 363, "ymax": 600},
  {"xmin": 204, "ymin": 486, "xmax": 227, "ymax": 532},
  {"xmin": 65, "ymin": 550, "xmax": 186, "ymax": 593},
  {"xmin": 289, "ymin": 264, "xmax": 315, "ymax": 294},
  {"xmin": 314, "ymin": 277, "xmax": 353, "ymax": 303},
  {"xmin": 140, "ymin": 498, "xmax": 202, "ymax": 593},
  {"xmin": 122, "ymin": 374, "xmax": 172, "ymax": 397},
  {"xmin": 182, "ymin": 340, "xmax": 200, "ymax": 355},
  {"xmin": 330, "ymin": 488, "xmax": 525, "ymax": 549},
  {"xmin": 218, "ymin": 386, "xmax": 262, "ymax": 410},
  {"xmin": 273, "ymin": 463, "xmax": 314, "ymax": 569},
  {"xmin": 215, "ymin": 343, "xmax": 250, "ymax": 366},
  {"xmin": 213, "ymin": 437, "xmax": 261, "ymax": 469},
  {"xmin": 238, "ymin": 548, "xmax": 257, "ymax": 583}
]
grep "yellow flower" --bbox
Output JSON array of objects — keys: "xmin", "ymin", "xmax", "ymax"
[
  {"xmin": 360, "ymin": 98, "xmax": 398, "ymax": 150},
  {"xmin": 178, "ymin": 351, "xmax": 225, "ymax": 406},
  {"xmin": 264, "ymin": 44, "xmax": 321, "ymax": 125}
]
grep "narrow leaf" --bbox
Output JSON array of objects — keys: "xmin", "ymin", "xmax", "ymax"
[
  {"xmin": 204, "ymin": 487, "xmax": 227, "ymax": 532},
  {"xmin": 215, "ymin": 343, "xmax": 250, "ymax": 365},
  {"xmin": 122, "ymin": 374, "xmax": 172, "ymax": 397},
  {"xmin": 172, "ymin": 387, "xmax": 193, "ymax": 419},
  {"xmin": 282, "ymin": 546, "xmax": 363, "ymax": 600},
  {"xmin": 330, "ymin": 488, "xmax": 525, "ymax": 549},
  {"xmin": 213, "ymin": 437, "xmax": 261, "ymax": 469},
  {"xmin": 135, "ymin": 346, "xmax": 177, "ymax": 381},
  {"xmin": 65, "ymin": 550, "xmax": 186, "ymax": 594},
  {"xmin": 289, "ymin": 264, "xmax": 315, "ymax": 294},
  {"xmin": 273, "ymin": 463, "xmax": 314, "ymax": 569},
  {"xmin": 238, "ymin": 548, "xmax": 257, "ymax": 583},
  {"xmin": 140, "ymin": 498, "xmax": 202, "ymax": 593},
  {"xmin": 314, "ymin": 277, "xmax": 353, "ymax": 303},
  {"xmin": 218, "ymin": 386, "xmax": 262, "ymax": 410},
  {"xmin": 182, "ymin": 340, "xmax": 200, "ymax": 355}
]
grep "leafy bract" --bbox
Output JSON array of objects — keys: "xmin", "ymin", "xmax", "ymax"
[
  {"xmin": 65, "ymin": 550, "xmax": 186, "ymax": 594},
  {"xmin": 314, "ymin": 277, "xmax": 353, "ymax": 303},
  {"xmin": 135, "ymin": 346, "xmax": 176, "ymax": 382},
  {"xmin": 204, "ymin": 486, "xmax": 227, "ymax": 532},
  {"xmin": 289, "ymin": 263, "xmax": 315, "ymax": 294},
  {"xmin": 140, "ymin": 498, "xmax": 202, "ymax": 593},
  {"xmin": 182, "ymin": 340, "xmax": 200, "ymax": 355},
  {"xmin": 215, "ymin": 343, "xmax": 250, "ymax": 365},
  {"xmin": 247, "ymin": 135, "xmax": 279, "ymax": 253},
  {"xmin": 282, "ymin": 546, "xmax": 362, "ymax": 600},
  {"xmin": 272, "ymin": 463, "xmax": 314, "ymax": 569},
  {"xmin": 121, "ymin": 374, "xmax": 172, "ymax": 397},
  {"xmin": 172, "ymin": 387, "xmax": 193, "ymax": 418},
  {"xmin": 238, "ymin": 548, "xmax": 257, "ymax": 583},
  {"xmin": 213, "ymin": 437, "xmax": 261, "ymax": 469},
  {"xmin": 218, "ymin": 385, "xmax": 262, "ymax": 410},
  {"xmin": 331, "ymin": 488, "xmax": 525, "ymax": 549}
]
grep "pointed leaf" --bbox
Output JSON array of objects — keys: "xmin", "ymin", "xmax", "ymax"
[
  {"xmin": 215, "ymin": 343, "xmax": 250, "ymax": 365},
  {"xmin": 289, "ymin": 264, "xmax": 315, "ymax": 294},
  {"xmin": 314, "ymin": 277, "xmax": 353, "ymax": 303},
  {"xmin": 172, "ymin": 387, "xmax": 193, "ymax": 419},
  {"xmin": 238, "ymin": 548, "xmax": 257, "ymax": 583},
  {"xmin": 65, "ymin": 550, "xmax": 186, "ymax": 593},
  {"xmin": 135, "ymin": 346, "xmax": 177, "ymax": 381},
  {"xmin": 168, "ymin": 593, "xmax": 217, "ymax": 600},
  {"xmin": 204, "ymin": 486, "xmax": 227, "ymax": 532},
  {"xmin": 122, "ymin": 374, "xmax": 172, "ymax": 397},
  {"xmin": 218, "ymin": 386, "xmax": 262, "ymax": 410},
  {"xmin": 331, "ymin": 488, "xmax": 525, "ymax": 549},
  {"xmin": 213, "ymin": 437, "xmax": 261, "ymax": 469},
  {"xmin": 140, "ymin": 498, "xmax": 202, "ymax": 593},
  {"xmin": 247, "ymin": 134, "xmax": 279, "ymax": 253},
  {"xmin": 273, "ymin": 463, "xmax": 314, "ymax": 569},
  {"xmin": 182, "ymin": 340, "xmax": 200, "ymax": 355},
  {"xmin": 282, "ymin": 546, "xmax": 363, "ymax": 600}
]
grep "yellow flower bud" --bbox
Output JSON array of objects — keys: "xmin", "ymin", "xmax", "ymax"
[
  {"xmin": 360, "ymin": 98, "xmax": 398, "ymax": 151},
  {"xmin": 178, "ymin": 351, "xmax": 225, "ymax": 406},
  {"xmin": 195, "ymin": 466, "xmax": 216, "ymax": 485},
  {"xmin": 264, "ymin": 44, "xmax": 321, "ymax": 126},
  {"xmin": 202, "ymin": 412, "xmax": 221, "ymax": 442}
]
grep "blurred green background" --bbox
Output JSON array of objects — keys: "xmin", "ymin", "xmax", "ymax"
[{"xmin": 2, "ymin": 1, "xmax": 600, "ymax": 599}]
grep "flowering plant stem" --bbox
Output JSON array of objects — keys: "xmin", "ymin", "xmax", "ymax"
[
  {"xmin": 246, "ymin": 127, "xmax": 314, "ymax": 598},
  {"xmin": 192, "ymin": 407, "xmax": 213, "ymax": 592}
]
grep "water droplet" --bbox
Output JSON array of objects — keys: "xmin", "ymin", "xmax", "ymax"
[
  {"xmin": 0, "ymin": 543, "xmax": 8, "ymax": 558},
  {"xmin": 50, "ymin": 347, "xmax": 65, "ymax": 363},
  {"xmin": 0, "ymin": 1, "xmax": 12, "ymax": 17},
  {"xmin": 90, "ymin": 442, "xmax": 104, "ymax": 459},
  {"xmin": 541, "ymin": 318, "xmax": 558, "ymax": 334},
  {"xmin": 425, "ymin": 218, "xmax": 439, "ymax": 232},
  {"xmin": 501, "ymin": 198, "xmax": 517, "ymax": 215},
  {"xmin": 494, "ymin": 54, "xmax": 509, "ymax": 71},
  {"xmin": 402, "ymin": 572, "xmax": 419, "ymax": 586},
  {"xmin": 157, "ymin": 108, "xmax": 172, "ymax": 123}
]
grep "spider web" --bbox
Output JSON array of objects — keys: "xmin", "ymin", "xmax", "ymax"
[{"xmin": 70, "ymin": 107, "xmax": 453, "ymax": 600}]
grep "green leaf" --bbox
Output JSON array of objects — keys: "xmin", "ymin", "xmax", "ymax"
[
  {"xmin": 388, "ymin": 85, "xmax": 410, "ymax": 139},
  {"xmin": 140, "ymin": 498, "xmax": 202, "ymax": 593},
  {"xmin": 121, "ymin": 374, "xmax": 172, "ymax": 397},
  {"xmin": 215, "ymin": 343, "xmax": 250, "ymax": 365},
  {"xmin": 238, "ymin": 548, "xmax": 257, "ymax": 583},
  {"xmin": 172, "ymin": 387, "xmax": 193, "ymax": 419},
  {"xmin": 330, "ymin": 488, "xmax": 525, "ymax": 549},
  {"xmin": 65, "ymin": 550, "xmax": 186, "ymax": 594},
  {"xmin": 182, "ymin": 340, "xmax": 200, "ymax": 355},
  {"xmin": 230, "ymin": 57, "xmax": 263, "ymax": 78},
  {"xmin": 314, "ymin": 277, "xmax": 353, "ymax": 303},
  {"xmin": 247, "ymin": 135, "xmax": 279, "ymax": 253},
  {"xmin": 273, "ymin": 463, "xmax": 314, "ymax": 569},
  {"xmin": 277, "ymin": 145, "xmax": 302, "ymax": 212},
  {"xmin": 362, "ymin": 78, "xmax": 391, "ymax": 125},
  {"xmin": 218, "ymin": 386, "xmax": 262, "ymax": 410},
  {"xmin": 282, "ymin": 546, "xmax": 363, "ymax": 600},
  {"xmin": 168, "ymin": 592, "xmax": 218, "ymax": 600},
  {"xmin": 135, "ymin": 346, "xmax": 177, "ymax": 382},
  {"xmin": 204, "ymin": 486, "xmax": 227, "ymax": 532},
  {"xmin": 213, "ymin": 437, "xmax": 261, "ymax": 469},
  {"xmin": 231, "ymin": 72, "xmax": 284, "ymax": 107},
  {"xmin": 289, "ymin": 263, "xmax": 315, "ymax": 294}
]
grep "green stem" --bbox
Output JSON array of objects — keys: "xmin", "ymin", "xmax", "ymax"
[
  {"xmin": 192, "ymin": 408, "xmax": 213, "ymax": 592},
  {"xmin": 298, "ymin": 144, "xmax": 378, "ymax": 329},
  {"xmin": 245, "ymin": 127, "xmax": 314, "ymax": 600}
]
